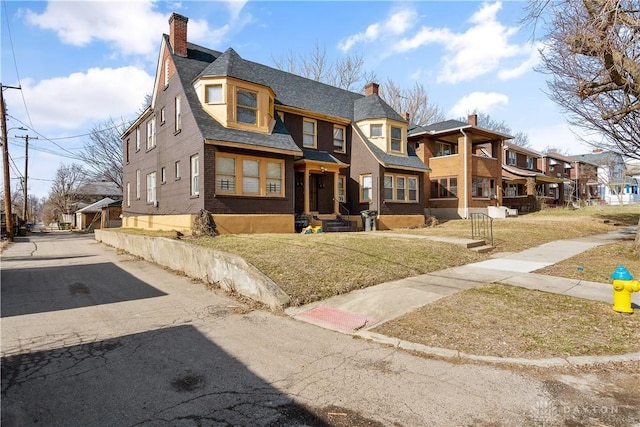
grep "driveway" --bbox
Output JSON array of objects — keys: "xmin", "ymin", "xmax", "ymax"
[{"xmin": 1, "ymin": 232, "xmax": 637, "ymax": 426}]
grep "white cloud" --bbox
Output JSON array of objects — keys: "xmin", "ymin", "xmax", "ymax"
[
  {"xmin": 338, "ymin": 7, "xmax": 417, "ymax": 52},
  {"xmin": 24, "ymin": 1, "xmax": 167, "ymax": 56},
  {"xmin": 393, "ymin": 1, "xmax": 536, "ymax": 84},
  {"xmin": 498, "ymin": 42, "xmax": 543, "ymax": 80},
  {"xmin": 24, "ymin": 0, "xmax": 251, "ymax": 56},
  {"xmin": 448, "ymin": 92, "xmax": 509, "ymax": 117},
  {"xmin": 7, "ymin": 67, "xmax": 154, "ymax": 130}
]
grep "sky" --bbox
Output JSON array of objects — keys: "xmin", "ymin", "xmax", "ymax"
[{"xmin": 1, "ymin": 0, "xmax": 598, "ymax": 200}]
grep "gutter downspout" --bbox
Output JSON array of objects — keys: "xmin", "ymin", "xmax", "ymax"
[{"xmin": 460, "ymin": 128, "xmax": 468, "ymax": 219}]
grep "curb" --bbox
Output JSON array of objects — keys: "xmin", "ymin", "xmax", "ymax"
[{"xmin": 356, "ymin": 331, "xmax": 640, "ymax": 367}]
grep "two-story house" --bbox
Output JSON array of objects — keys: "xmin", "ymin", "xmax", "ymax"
[
  {"xmin": 502, "ymin": 142, "xmax": 563, "ymax": 212},
  {"xmin": 408, "ymin": 115, "xmax": 509, "ymax": 219},
  {"xmin": 540, "ymin": 151, "xmax": 574, "ymax": 204},
  {"xmin": 121, "ymin": 13, "xmax": 430, "ymax": 234},
  {"xmin": 568, "ymin": 157, "xmax": 600, "ymax": 204},
  {"xmin": 571, "ymin": 150, "xmax": 636, "ymax": 205}
]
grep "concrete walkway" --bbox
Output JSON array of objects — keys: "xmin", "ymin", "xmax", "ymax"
[{"xmin": 286, "ymin": 226, "xmax": 639, "ymax": 338}]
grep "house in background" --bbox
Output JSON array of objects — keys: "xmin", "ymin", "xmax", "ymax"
[
  {"xmin": 75, "ymin": 197, "xmax": 116, "ymax": 231},
  {"xmin": 408, "ymin": 114, "xmax": 509, "ymax": 219},
  {"xmin": 502, "ymin": 142, "xmax": 564, "ymax": 212},
  {"xmin": 121, "ymin": 13, "xmax": 429, "ymax": 234},
  {"xmin": 540, "ymin": 151, "xmax": 575, "ymax": 205},
  {"xmin": 569, "ymin": 157, "xmax": 600, "ymax": 204},
  {"xmin": 77, "ymin": 181, "xmax": 122, "ymax": 202},
  {"xmin": 571, "ymin": 150, "xmax": 638, "ymax": 205}
]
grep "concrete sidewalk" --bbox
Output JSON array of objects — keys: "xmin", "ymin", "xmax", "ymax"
[{"xmin": 286, "ymin": 226, "xmax": 639, "ymax": 335}]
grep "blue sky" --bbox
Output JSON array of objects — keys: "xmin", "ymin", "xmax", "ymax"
[{"xmin": 1, "ymin": 0, "xmax": 595, "ymax": 199}]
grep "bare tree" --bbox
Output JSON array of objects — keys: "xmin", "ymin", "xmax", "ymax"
[
  {"xmin": 460, "ymin": 111, "xmax": 530, "ymax": 147},
  {"xmin": 79, "ymin": 117, "xmax": 128, "ymax": 189},
  {"xmin": 381, "ymin": 79, "xmax": 445, "ymax": 127},
  {"xmin": 526, "ymin": 0, "xmax": 640, "ymax": 159},
  {"xmin": 47, "ymin": 163, "xmax": 88, "ymax": 222},
  {"xmin": 272, "ymin": 42, "xmax": 375, "ymax": 92}
]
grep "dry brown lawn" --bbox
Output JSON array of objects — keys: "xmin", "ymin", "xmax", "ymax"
[{"xmin": 373, "ymin": 284, "xmax": 640, "ymax": 358}]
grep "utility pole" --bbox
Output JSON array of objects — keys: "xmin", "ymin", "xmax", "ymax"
[
  {"xmin": 1, "ymin": 83, "xmax": 22, "ymax": 242},
  {"xmin": 15, "ymin": 133, "xmax": 38, "ymax": 224}
]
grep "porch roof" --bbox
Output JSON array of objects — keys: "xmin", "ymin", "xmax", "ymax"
[{"xmin": 502, "ymin": 165, "xmax": 564, "ymax": 184}]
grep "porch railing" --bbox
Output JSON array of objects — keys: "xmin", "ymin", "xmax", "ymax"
[{"xmin": 470, "ymin": 212, "xmax": 493, "ymax": 246}]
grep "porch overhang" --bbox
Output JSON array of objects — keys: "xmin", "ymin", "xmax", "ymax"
[{"xmin": 294, "ymin": 149, "xmax": 349, "ymax": 215}]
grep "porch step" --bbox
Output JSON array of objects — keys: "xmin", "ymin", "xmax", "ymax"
[
  {"xmin": 470, "ymin": 244, "xmax": 494, "ymax": 254},
  {"xmin": 323, "ymin": 219, "xmax": 357, "ymax": 233},
  {"xmin": 466, "ymin": 240, "xmax": 489, "ymax": 249}
]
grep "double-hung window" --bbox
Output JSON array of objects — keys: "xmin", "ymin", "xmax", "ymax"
[
  {"xmin": 175, "ymin": 95, "xmax": 182, "ymax": 132},
  {"xmin": 526, "ymin": 156, "xmax": 534, "ymax": 169},
  {"xmin": 190, "ymin": 155, "xmax": 199, "ymax": 196},
  {"xmin": 508, "ymin": 151, "xmax": 516, "ymax": 165},
  {"xmin": 360, "ymin": 174, "xmax": 372, "ymax": 201},
  {"xmin": 136, "ymin": 170, "xmax": 141, "ymax": 199},
  {"xmin": 237, "ymin": 88, "xmax": 257, "ymax": 125},
  {"xmin": 135, "ymin": 127, "xmax": 140, "ymax": 151},
  {"xmin": 384, "ymin": 174, "xmax": 419, "ymax": 202},
  {"xmin": 333, "ymin": 125, "xmax": 345, "ymax": 153},
  {"xmin": 146, "ymin": 117, "xmax": 156, "ymax": 150},
  {"xmin": 303, "ymin": 119, "xmax": 317, "ymax": 148},
  {"xmin": 215, "ymin": 154, "xmax": 284, "ymax": 197},
  {"xmin": 146, "ymin": 172, "xmax": 157, "ymax": 203},
  {"xmin": 390, "ymin": 126, "xmax": 402, "ymax": 152}
]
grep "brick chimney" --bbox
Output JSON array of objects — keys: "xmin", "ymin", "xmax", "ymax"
[
  {"xmin": 468, "ymin": 114, "xmax": 478, "ymax": 126},
  {"xmin": 169, "ymin": 13, "xmax": 188, "ymax": 57},
  {"xmin": 365, "ymin": 82, "xmax": 379, "ymax": 96},
  {"xmin": 404, "ymin": 112, "xmax": 410, "ymax": 122}
]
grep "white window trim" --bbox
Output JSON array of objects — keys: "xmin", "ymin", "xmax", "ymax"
[
  {"xmin": 360, "ymin": 174, "xmax": 372, "ymax": 202},
  {"xmin": 135, "ymin": 127, "xmax": 140, "ymax": 151},
  {"xmin": 126, "ymin": 182, "xmax": 131, "ymax": 207},
  {"xmin": 146, "ymin": 171, "xmax": 157, "ymax": 203},
  {"xmin": 175, "ymin": 161, "xmax": 181, "ymax": 180},
  {"xmin": 146, "ymin": 117, "xmax": 156, "ymax": 150},
  {"xmin": 175, "ymin": 95, "xmax": 182, "ymax": 132},
  {"xmin": 136, "ymin": 170, "xmax": 141, "ymax": 200},
  {"xmin": 190, "ymin": 155, "xmax": 200, "ymax": 196}
]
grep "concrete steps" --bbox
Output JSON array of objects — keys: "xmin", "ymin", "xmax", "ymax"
[{"xmin": 470, "ymin": 244, "xmax": 495, "ymax": 254}]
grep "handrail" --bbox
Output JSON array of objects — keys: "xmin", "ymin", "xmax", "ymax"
[{"xmin": 470, "ymin": 212, "xmax": 493, "ymax": 246}]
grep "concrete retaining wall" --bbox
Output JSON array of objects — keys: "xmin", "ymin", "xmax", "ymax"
[{"xmin": 94, "ymin": 230, "xmax": 290, "ymax": 310}]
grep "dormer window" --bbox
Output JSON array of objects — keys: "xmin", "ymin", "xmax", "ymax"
[
  {"xmin": 390, "ymin": 126, "xmax": 402, "ymax": 152},
  {"xmin": 206, "ymin": 84, "xmax": 223, "ymax": 104},
  {"xmin": 236, "ymin": 89, "xmax": 257, "ymax": 125},
  {"xmin": 370, "ymin": 124, "xmax": 383, "ymax": 138}
]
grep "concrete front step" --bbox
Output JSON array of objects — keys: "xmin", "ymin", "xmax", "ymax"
[{"xmin": 470, "ymin": 244, "xmax": 494, "ymax": 254}]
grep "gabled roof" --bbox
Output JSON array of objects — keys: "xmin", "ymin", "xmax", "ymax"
[
  {"xmin": 353, "ymin": 94, "xmax": 405, "ymax": 122},
  {"xmin": 363, "ymin": 139, "xmax": 430, "ymax": 172},
  {"xmin": 503, "ymin": 141, "xmax": 541, "ymax": 157},
  {"xmin": 77, "ymin": 181, "xmax": 122, "ymax": 197},
  {"xmin": 570, "ymin": 151, "xmax": 624, "ymax": 166},
  {"xmin": 76, "ymin": 198, "xmax": 116, "ymax": 214},
  {"xmin": 543, "ymin": 151, "xmax": 575, "ymax": 163}
]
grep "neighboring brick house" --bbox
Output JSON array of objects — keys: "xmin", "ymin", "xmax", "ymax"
[
  {"xmin": 408, "ymin": 115, "xmax": 509, "ymax": 219},
  {"xmin": 540, "ymin": 151, "xmax": 575, "ymax": 204},
  {"xmin": 502, "ymin": 142, "xmax": 563, "ymax": 212},
  {"xmin": 566, "ymin": 156, "xmax": 600, "ymax": 204},
  {"xmin": 121, "ymin": 13, "xmax": 430, "ymax": 234}
]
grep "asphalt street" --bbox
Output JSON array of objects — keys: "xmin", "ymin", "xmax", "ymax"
[{"xmin": 1, "ymin": 232, "xmax": 638, "ymax": 426}]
